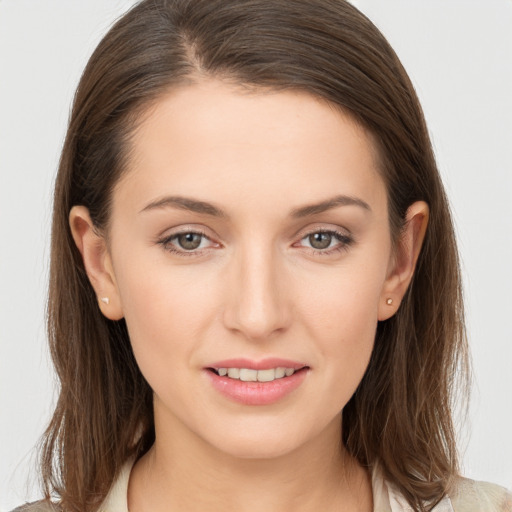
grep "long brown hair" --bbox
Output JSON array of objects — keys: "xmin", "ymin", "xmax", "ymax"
[{"xmin": 41, "ymin": 1, "xmax": 468, "ymax": 510}]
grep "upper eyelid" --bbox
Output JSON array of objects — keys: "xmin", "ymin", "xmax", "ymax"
[
  {"xmin": 160, "ymin": 230, "xmax": 215, "ymax": 246},
  {"xmin": 158, "ymin": 224, "xmax": 213, "ymax": 240},
  {"xmin": 294, "ymin": 224, "xmax": 352, "ymax": 240},
  {"xmin": 295, "ymin": 229, "xmax": 352, "ymax": 247},
  {"xmin": 299, "ymin": 229, "xmax": 349, "ymax": 239}
]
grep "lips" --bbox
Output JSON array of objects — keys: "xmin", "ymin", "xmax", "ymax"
[{"xmin": 204, "ymin": 358, "xmax": 309, "ymax": 406}]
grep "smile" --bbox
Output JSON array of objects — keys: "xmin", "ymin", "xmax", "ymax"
[
  {"xmin": 205, "ymin": 360, "xmax": 309, "ymax": 405},
  {"xmin": 211, "ymin": 367, "xmax": 297, "ymax": 382}
]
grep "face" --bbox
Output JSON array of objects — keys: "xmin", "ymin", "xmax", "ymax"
[{"xmin": 95, "ymin": 80, "xmax": 400, "ymax": 459}]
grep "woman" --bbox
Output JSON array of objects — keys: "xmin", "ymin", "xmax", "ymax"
[{"xmin": 12, "ymin": 0, "xmax": 511, "ymax": 511}]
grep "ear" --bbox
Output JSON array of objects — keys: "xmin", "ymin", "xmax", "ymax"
[
  {"xmin": 378, "ymin": 201, "xmax": 429, "ymax": 321},
  {"xmin": 69, "ymin": 206, "xmax": 124, "ymax": 320}
]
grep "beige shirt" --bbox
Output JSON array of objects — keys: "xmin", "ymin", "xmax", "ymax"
[
  {"xmin": 13, "ymin": 462, "xmax": 512, "ymax": 512},
  {"xmin": 97, "ymin": 461, "xmax": 512, "ymax": 512}
]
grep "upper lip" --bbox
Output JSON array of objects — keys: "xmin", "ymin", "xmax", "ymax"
[{"xmin": 206, "ymin": 358, "xmax": 308, "ymax": 371}]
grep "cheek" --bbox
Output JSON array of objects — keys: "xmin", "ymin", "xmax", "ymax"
[
  {"xmin": 114, "ymin": 262, "xmax": 226, "ymax": 420},
  {"xmin": 299, "ymin": 262, "xmax": 385, "ymax": 340},
  {"xmin": 113, "ymin": 252, "xmax": 220, "ymax": 373},
  {"xmin": 296, "ymin": 258, "xmax": 388, "ymax": 399},
  {"xmin": 311, "ymin": 291, "xmax": 378, "ymax": 375}
]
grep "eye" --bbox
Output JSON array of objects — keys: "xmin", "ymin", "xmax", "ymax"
[
  {"xmin": 158, "ymin": 230, "xmax": 218, "ymax": 256},
  {"xmin": 176, "ymin": 232, "xmax": 204, "ymax": 250},
  {"xmin": 296, "ymin": 229, "xmax": 353, "ymax": 254},
  {"xmin": 307, "ymin": 232, "xmax": 334, "ymax": 250}
]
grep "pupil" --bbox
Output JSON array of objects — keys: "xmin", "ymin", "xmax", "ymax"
[
  {"xmin": 309, "ymin": 232, "xmax": 332, "ymax": 250},
  {"xmin": 178, "ymin": 233, "xmax": 202, "ymax": 250}
]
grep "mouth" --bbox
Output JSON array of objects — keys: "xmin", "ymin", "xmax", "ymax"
[
  {"xmin": 207, "ymin": 366, "xmax": 308, "ymax": 382},
  {"xmin": 204, "ymin": 359, "xmax": 310, "ymax": 405}
]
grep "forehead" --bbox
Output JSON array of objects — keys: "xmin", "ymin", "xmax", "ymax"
[{"xmin": 115, "ymin": 79, "xmax": 386, "ymax": 218}]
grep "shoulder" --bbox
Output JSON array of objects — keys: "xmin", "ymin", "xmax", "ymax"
[
  {"xmin": 450, "ymin": 477, "xmax": 512, "ymax": 512},
  {"xmin": 372, "ymin": 462, "xmax": 511, "ymax": 512},
  {"xmin": 10, "ymin": 501, "xmax": 60, "ymax": 512}
]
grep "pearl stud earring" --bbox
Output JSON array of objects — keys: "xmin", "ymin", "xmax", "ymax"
[
  {"xmin": 386, "ymin": 298, "xmax": 393, "ymax": 305},
  {"xmin": 100, "ymin": 297, "xmax": 110, "ymax": 305}
]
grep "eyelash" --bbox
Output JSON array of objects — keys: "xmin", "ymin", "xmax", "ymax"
[
  {"xmin": 157, "ymin": 229, "xmax": 213, "ymax": 257},
  {"xmin": 157, "ymin": 229, "xmax": 353, "ymax": 257},
  {"xmin": 297, "ymin": 230, "xmax": 353, "ymax": 256}
]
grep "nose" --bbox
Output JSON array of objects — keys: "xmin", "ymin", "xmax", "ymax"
[{"xmin": 222, "ymin": 242, "xmax": 291, "ymax": 341}]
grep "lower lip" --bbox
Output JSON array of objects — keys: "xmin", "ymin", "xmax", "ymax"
[{"xmin": 205, "ymin": 368, "xmax": 309, "ymax": 406}]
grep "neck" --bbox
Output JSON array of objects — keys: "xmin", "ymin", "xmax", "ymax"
[{"xmin": 128, "ymin": 412, "xmax": 373, "ymax": 512}]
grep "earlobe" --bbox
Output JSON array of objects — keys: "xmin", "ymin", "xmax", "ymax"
[
  {"xmin": 69, "ymin": 206, "xmax": 124, "ymax": 320},
  {"xmin": 378, "ymin": 201, "xmax": 429, "ymax": 321}
]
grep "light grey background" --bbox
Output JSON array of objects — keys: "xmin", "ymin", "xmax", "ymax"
[{"xmin": 1, "ymin": 1, "xmax": 511, "ymax": 509}]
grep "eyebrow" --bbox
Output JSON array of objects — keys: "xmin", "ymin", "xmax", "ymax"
[
  {"xmin": 140, "ymin": 196, "xmax": 226, "ymax": 217},
  {"xmin": 140, "ymin": 194, "xmax": 371, "ymax": 218},
  {"xmin": 290, "ymin": 195, "xmax": 371, "ymax": 218}
]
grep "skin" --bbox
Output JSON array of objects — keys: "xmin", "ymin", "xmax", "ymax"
[{"xmin": 70, "ymin": 80, "xmax": 428, "ymax": 512}]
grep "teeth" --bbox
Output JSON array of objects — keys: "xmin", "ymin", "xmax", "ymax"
[
  {"xmin": 275, "ymin": 367, "xmax": 286, "ymax": 379},
  {"xmin": 215, "ymin": 367, "xmax": 298, "ymax": 382},
  {"xmin": 227, "ymin": 368, "xmax": 240, "ymax": 379},
  {"xmin": 257, "ymin": 369, "xmax": 275, "ymax": 382},
  {"xmin": 239, "ymin": 368, "xmax": 258, "ymax": 381}
]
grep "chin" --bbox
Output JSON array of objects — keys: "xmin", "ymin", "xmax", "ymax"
[
  {"xmin": 201, "ymin": 420, "xmax": 322, "ymax": 461},
  {"xmin": 215, "ymin": 437, "xmax": 300, "ymax": 460}
]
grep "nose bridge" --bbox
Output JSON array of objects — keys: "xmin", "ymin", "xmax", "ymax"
[{"xmin": 223, "ymin": 236, "xmax": 289, "ymax": 340}]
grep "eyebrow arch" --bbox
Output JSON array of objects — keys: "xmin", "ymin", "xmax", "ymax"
[
  {"xmin": 140, "ymin": 194, "xmax": 371, "ymax": 219},
  {"xmin": 140, "ymin": 196, "xmax": 227, "ymax": 217},
  {"xmin": 290, "ymin": 195, "xmax": 371, "ymax": 218}
]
